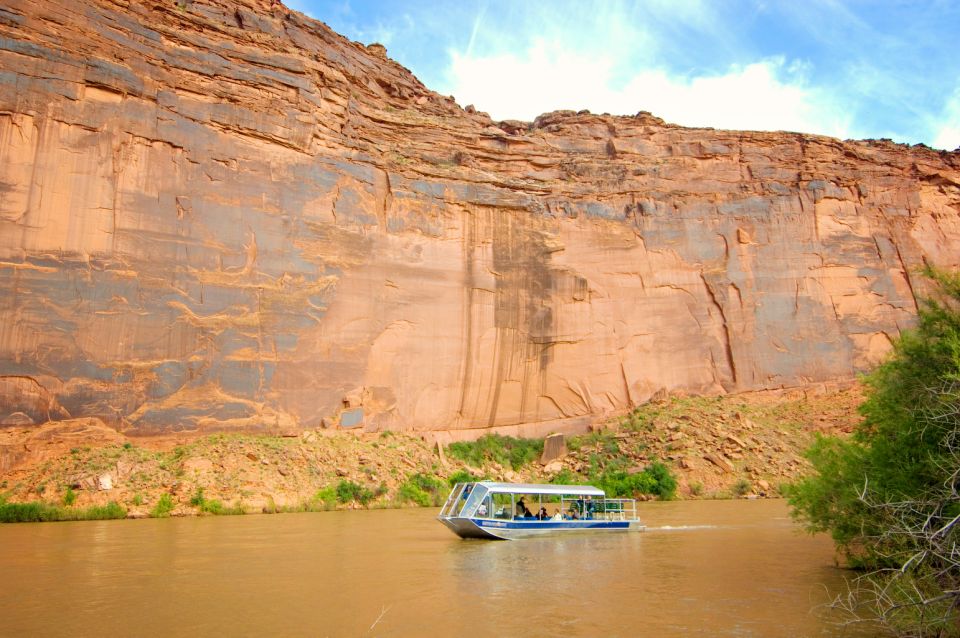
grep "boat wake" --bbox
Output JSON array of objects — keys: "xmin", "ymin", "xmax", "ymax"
[{"xmin": 647, "ymin": 525, "xmax": 718, "ymax": 532}]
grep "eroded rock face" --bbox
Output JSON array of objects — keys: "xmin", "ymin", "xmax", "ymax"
[{"xmin": 1, "ymin": 0, "xmax": 959, "ymax": 435}]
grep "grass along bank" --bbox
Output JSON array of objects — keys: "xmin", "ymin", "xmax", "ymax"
[{"xmin": 0, "ymin": 384, "xmax": 860, "ymax": 522}]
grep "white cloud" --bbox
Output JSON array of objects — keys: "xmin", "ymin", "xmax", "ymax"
[
  {"xmin": 447, "ymin": 39, "xmax": 618, "ymax": 118},
  {"xmin": 931, "ymin": 90, "xmax": 960, "ymax": 151},
  {"xmin": 447, "ymin": 45, "xmax": 852, "ymax": 139}
]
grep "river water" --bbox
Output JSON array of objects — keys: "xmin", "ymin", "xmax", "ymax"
[{"xmin": 0, "ymin": 499, "xmax": 869, "ymax": 637}]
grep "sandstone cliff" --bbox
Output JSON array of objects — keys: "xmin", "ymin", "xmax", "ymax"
[{"xmin": 1, "ymin": 0, "xmax": 958, "ymax": 436}]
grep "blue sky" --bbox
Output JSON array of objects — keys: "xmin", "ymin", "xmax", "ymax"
[{"xmin": 288, "ymin": 1, "xmax": 960, "ymax": 150}]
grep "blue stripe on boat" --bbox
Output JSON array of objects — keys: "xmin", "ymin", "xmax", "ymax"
[{"xmin": 475, "ymin": 519, "xmax": 629, "ymax": 530}]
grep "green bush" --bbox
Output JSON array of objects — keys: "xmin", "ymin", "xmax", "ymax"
[
  {"xmin": 62, "ymin": 486, "xmax": 76, "ymax": 506},
  {"xmin": 189, "ymin": 487, "xmax": 205, "ymax": 507},
  {"xmin": 313, "ymin": 486, "xmax": 337, "ymax": 504},
  {"xmin": 335, "ymin": 480, "xmax": 374, "ymax": 505},
  {"xmin": 732, "ymin": 479, "xmax": 752, "ymax": 497},
  {"xmin": 0, "ymin": 500, "xmax": 126, "ymax": 523},
  {"xmin": 188, "ymin": 487, "xmax": 231, "ymax": 515},
  {"xmin": 0, "ymin": 501, "xmax": 55, "ymax": 523},
  {"xmin": 397, "ymin": 482, "xmax": 430, "ymax": 507},
  {"xmin": 151, "ymin": 493, "xmax": 175, "ymax": 518},
  {"xmin": 547, "ymin": 468, "xmax": 578, "ymax": 485},
  {"xmin": 298, "ymin": 486, "xmax": 338, "ymax": 512},
  {"xmin": 595, "ymin": 461, "xmax": 676, "ymax": 500},
  {"xmin": 788, "ymin": 268, "xmax": 960, "ymax": 634},
  {"xmin": 447, "ymin": 435, "xmax": 543, "ymax": 471},
  {"xmin": 398, "ymin": 473, "xmax": 444, "ymax": 506},
  {"xmin": 83, "ymin": 502, "xmax": 127, "ymax": 520},
  {"xmin": 447, "ymin": 469, "xmax": 480, "ymax": 486},
  {"xmin": 643, "ymin": 461, "xmax": 677, "ymax": 499}
]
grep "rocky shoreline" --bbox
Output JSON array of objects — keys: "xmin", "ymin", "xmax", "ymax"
[{"xmin": 0, "ymin": 384, "xmax": 862, "ymax": 520}]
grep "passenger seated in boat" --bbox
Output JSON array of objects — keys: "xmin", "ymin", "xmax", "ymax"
[
  {"xmin": 477, "ymin": 503, "xmax": 487, "ymax": 516},
  {"xmin": 515, "ymin": 497, "xmax": 526, "ymax": 517},
  {"xmin": 551, "ymin": 511, "xmax": 563, "ymax": 521},
  {"xmin": 536, "ymin": 507, "xmax": 549, "ymax": 520},
  {"xmin": 566, "ymin": 507, "xmax": 579, "ymax": 520}
]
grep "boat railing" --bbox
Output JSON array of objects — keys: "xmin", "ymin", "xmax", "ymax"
[
  {"xmin": 596, "ymin": 498, "xmax": 637, "ymax": 521},
  {"xmin": 559, "ymin": 496, "xmax": 638, "ymax": 521}
]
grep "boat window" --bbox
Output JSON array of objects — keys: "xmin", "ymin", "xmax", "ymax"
[
  {"xmin": 489, "ymin": 492, "xmax": 514, "ymax": 519},
  {"xmin": 460, "ymin": 484, "xmax": 488, "ymax": 517}
]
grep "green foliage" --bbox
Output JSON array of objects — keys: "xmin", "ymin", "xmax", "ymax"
[
  {"xmin": 594, "ymin": 461, "xmax": 677, "ymax": 500},
  {"xmin": 788, "ymin": 268, "xmax": 960, "ymax": 633},
  {"xmin": 547, "ymin": 468, "xmax": 578, "ymax": 485},
  {"xmin": 132, "ymin": 493, "xmax": 143, "ymax": 506},
  {"xmin": 0, "ymin": 500, "xmax": 126, "ymax": 523},
  {"xmin": 622, "ymin": 409, "xmax": 653, "ymax": 432},
  {"xmin": 790, "ymin": 268, "xmax": 960, "ymax": 564},
  {"xmin": 397, "ymin": 483, "xmax": 430, "ymax": 507},
  {"xmin": 689, "ymin": 481, "xmax": 704, "ymax": 497},
  {"xmin": 62, "ymin": 486, "xmax": 76, "ymax": 506},
  {"xmin": 0, "ymin": 501, "xmax": 54, "ymax": 523},
  {"xmin": 82, "ymin": 502, "xmax": 127, "ymax": 520},
  {"xmin": 335, "ymin": 480, "xmax": 374, "ymax": 505},
  {"xmin": 151, "ymin": 493, "xmax": 175, "ymax": 518},
  {"xmin": 398, "ymin": 473, "xmax": 445, "ymax": 507},
  {"xmin": 447, "ymin": 435, "xmax": 543, "ymax": 471},
  {"xmin": 644, "ymin": 461, "xmax": 677, "ymax": 499},
  {"xmin": 188, "ymin": 487, "xmax": 231, "ymax": 515},
  {"xmin": 568, "ymin": 431, "xmax": 620, "ymax": 453},
  {"xmin": 304, "ymin": 486, "xmax": 338, "ymax": 511},
  {"xmin": 447, "ymin": 469, "xmax": 480, "ymax": 486},
  {"xmin": 314, "ymin": 486, "xmax": 337, "ymax": 504},
  {"xmin": 732, "ymin": 479, "xmax": 752, "ymax": 497}
]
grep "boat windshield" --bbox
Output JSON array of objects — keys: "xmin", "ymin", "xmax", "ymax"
[{"xmin": 460, "ymin": 483, "xmax": 488, "ymax": 517}]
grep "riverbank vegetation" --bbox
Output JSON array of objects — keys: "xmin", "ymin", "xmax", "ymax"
[
  {"xmin": 0, "ymin": 380, "xmax": 861, "ymax": 523},
  {"xmin": 0, "ymin": 495, "xmax": 126, "ymax": 523},
  {"xmin": 788, "ymin": 268, "xmax": 960, "ymax": 636}
]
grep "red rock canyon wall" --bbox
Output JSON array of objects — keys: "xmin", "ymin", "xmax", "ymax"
[{"xmin": 1, "ymin": 0, "xmax": 959, "ymax": 435}]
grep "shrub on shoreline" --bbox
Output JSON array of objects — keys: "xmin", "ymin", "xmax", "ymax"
[
  {"xmin": 788, "ymin": 267, "xmax": 960, "ymax": 635},
  {"xmin": 0, "ymin": 498, "xmax": 126, "ymax": 523},
  {"xmin": 397, "ymin": 473, "xmax": 445, "ymax": 506}
]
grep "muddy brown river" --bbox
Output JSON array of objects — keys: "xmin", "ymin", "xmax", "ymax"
[{"xmin": 0, "ymin": 499, "xmax": 870, "ymax": 636}]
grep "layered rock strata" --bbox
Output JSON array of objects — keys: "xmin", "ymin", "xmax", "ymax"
[{"xmin": 1, "ymin": 0, "xmax": 958, "ymax": 435}]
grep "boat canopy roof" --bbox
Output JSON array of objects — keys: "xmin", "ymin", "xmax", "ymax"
[{"xmin": 475, "ymin": 482, "xmax": 605, "ymax": 497}]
